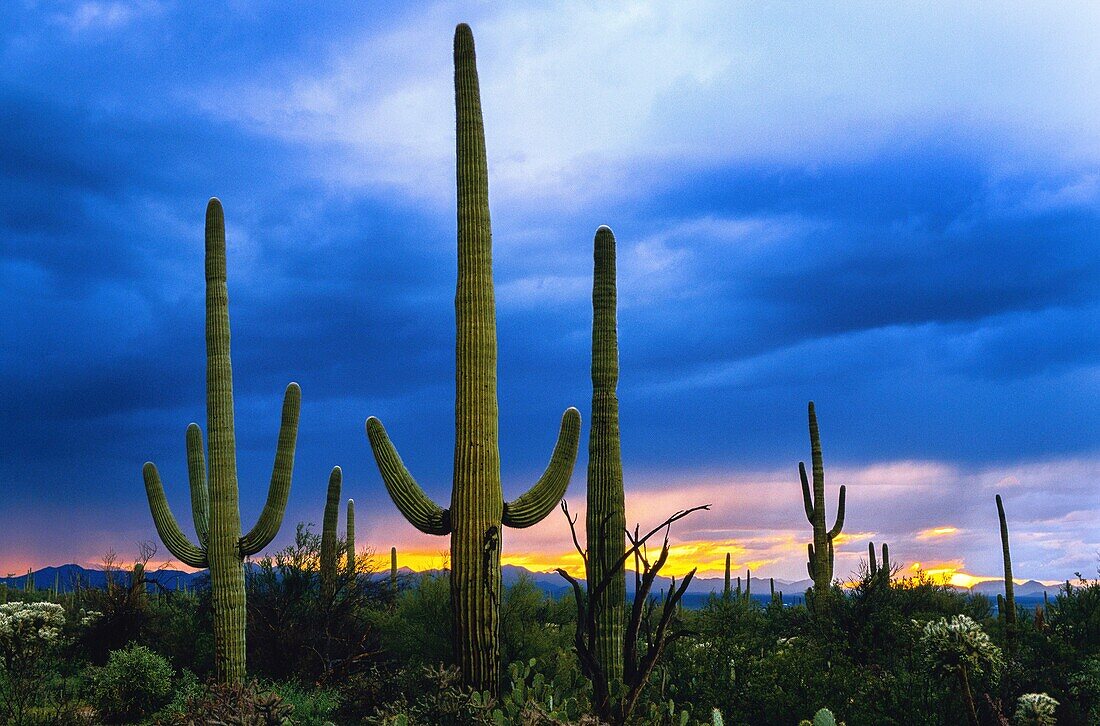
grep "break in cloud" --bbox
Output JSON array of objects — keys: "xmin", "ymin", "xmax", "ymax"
[{"xmin": 0, "ymin": 2, "xmax": 1097, "ymax": 584}]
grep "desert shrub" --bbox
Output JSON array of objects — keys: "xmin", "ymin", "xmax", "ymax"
[
  {"xmin": 158, "ymin": 680, "xmax": 296, "ymax": 725},
  {"xmin": 91, "ymin": 644, "xmax": 174, "ymax": 722},
  {"xmin": 0, "ymin": 601, "xmax": 69, "ymax": 724},
  {"xmin": 273, "ymin": 681, "xmax": 341, "ymax": 725},
  {"xmin": 247, "ymin": 523, "xmax": 386, "ymax": 684},
  {"xmin": 346, "ymin": 664, "xmax": 492, "ymax": 725}
]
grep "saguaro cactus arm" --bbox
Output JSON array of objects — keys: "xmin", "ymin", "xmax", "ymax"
[
  {"xmin": 502, "ymin": 407, "xmax": 581, "ymax": 528},
  {"xmin": 186, "ymin": 423, "xmax": 210, "ymax": 547},
  {"xmin": 366, "ymin": 417, "xmax": 451, "ymax": 535},
  {"xmin": 239, "ymin": 382, "xmax": 301, "ymax": 557},
  {"xmin": 799, "ymin": 462, "xmax": 815, "ymax": 522},
  {"xmin": 827, "ymin": 485, "xmax": 846, "ymax": 539},
  {"xmin": 142, "ymin": 462, "xmax": 209, "ymax": 568}
]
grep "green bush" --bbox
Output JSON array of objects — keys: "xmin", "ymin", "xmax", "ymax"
[{"xmin": 91, "ymin": 644, "xmax": 174, "ymax": 722}]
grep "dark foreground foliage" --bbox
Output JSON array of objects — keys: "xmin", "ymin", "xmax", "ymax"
[{"xmin": 0, "ymin": 540, "xmax": 1095, "ymax": 724}]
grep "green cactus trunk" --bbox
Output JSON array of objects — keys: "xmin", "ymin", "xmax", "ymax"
[
  {"xmin": 365, "ymin": 25, "xmax": 580, "ymax": 693},
  {"xmin": 996, "ymin": 494, "xmax": 1016, "ymax": 626},
  {"xmin": 142, "ymin": 199, "xmax": 300, "ymax": 683},
  {"xmin": 744, "ymin": 570, "xmax": 751, "ymax": 601},
  {"xmin": 586, "ymin": 225, "xmax": 626, "ymax": 689},
  {"xmin": 321, "ymin": 467, "xmax": 342, "ymax": 600},
  {"xmin": 799, "ymin": 402, "xmax": 845, "ymax": 600},
  {"xmin": 25, "ymin": 569, "xmax": 33, "ymax": 593},
  {"xmin": 346, "ymin": 499, "xmax": 356, "ymax": 578}
]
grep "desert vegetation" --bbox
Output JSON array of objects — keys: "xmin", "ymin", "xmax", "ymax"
[{"xmin": 0, "ymin": 22, "xmax": 1094, "ymax": 726}]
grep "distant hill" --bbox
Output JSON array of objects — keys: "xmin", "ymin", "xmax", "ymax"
[{"xmin": 1, "ymin": 563, "xmax": 1064, "ymax": 607}]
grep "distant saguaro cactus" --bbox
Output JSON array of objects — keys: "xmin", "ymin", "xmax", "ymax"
[
  {"xmin": 996, "ymin": 494, "xmax": 1016, "ymax": 626},
  {"xmin": 320, "ymin": 467, "xmax": 342, "ymax": 601},
  {"xmin": 346, "ymin": 499, "xmax": 356, "ymax": 578},
  {"xmin": 364, "ymin": 25, "xmax": 581, "ymax": 693},
  {"xmin": 142, "ymin": 199, "xmax": 300, "ymax": 683},
  {"xmin": 799, "ymin": 402, "xmax": 845, "ymax": 599},
  {"xmin": 868, "ymin": 541, "xmax": 890, "ymax": 583},
  {"xmin": 724, "ymin": 553, "xmax": 731, "ymax": 599},
  {"xmin": 390, "ymin": 547, "xmax": 398, "ymax": 593},
  {"xmin": 586, "ymin": 225, "xmax": 627, "ymax": 688}
]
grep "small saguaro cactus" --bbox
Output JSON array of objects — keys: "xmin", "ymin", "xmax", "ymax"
[
  {"xmin": 743, "ymin": 569, "xmax": 751, "ymax": 601},
  {"xmin": 390, "ymin": 546, "xmax": 398, "ymax": 592},
  {"xmin": 868, "ymin": 541, "xmax": 890, "ymax": 583},
  {"xmin": 996, "ymin": 494, "xmax": 1016, "ymax": 627},
  {"xmin": 364, "ymin": 24, "xmax": 581, "ymax": 693},
  {"xmin": 142, "ymin": 198, "xmax": 301, "ymax": 684},
  {"xmin": 346, "ymin": 499, "xmax": 356, "ymax": 578},
  {"xmin": 724, "ymin": 553, "xmax": 731, "ymax": 598},
  {"xmin": 320, "ymin": 467, "xmax": 342, "ymax": 600},
  {"xmin": 799, "ymin": 402, "xmax": 846, "ymax": 597},
  {"xmin": 586, "ymin": 225, "xmax": 627, "ymax": 688}
]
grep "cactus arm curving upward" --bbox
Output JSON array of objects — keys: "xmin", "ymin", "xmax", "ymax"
[
  {"xmin": 501, "ymin": 407, "xmax": 581, "ymax": 527},
  {"xmin": 799, "ymin": 462, "xmax": 815, "ymax": 523},
  {"xmin": 365, "ymin": 417, "xmax": 451, "ymax": 535},
  {"xmin": 186, "ymin": 424, "xmax": 210, "ymax": 548},
  {"xmin": 320, "ymin": 466, "xmax": 342, "ymax": 598},
  {"xmin": 239, "ymin": 383, "xmax": 301, "ymax": 557},
  {"xmin": 142, "ymin": 462, "xmax": 209, "ymax": 568},
  {"xmin": 827, "ymin": 485, "xmax": 846, "ymax": 540}
]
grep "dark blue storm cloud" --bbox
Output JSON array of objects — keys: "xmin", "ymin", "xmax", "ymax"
[{"xmin": 0, "ymin": 1, "xmax": 1096, "ymax": 579}]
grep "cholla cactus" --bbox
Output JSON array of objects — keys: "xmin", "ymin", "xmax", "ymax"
[
  {"xmin": 920, "ymin": 615, "xmax": 1003, "ymax": 682},
  {"xmin": 1014, "ymin": 693, "xmax": 1058, "ymax": 726},
  {"xmin": 920, "ymin": 615, "xmax": 1003, "ymax": 726},
  {"xmin": 0, "ymin": 602, "xmax": 66, "ymax": 656}
]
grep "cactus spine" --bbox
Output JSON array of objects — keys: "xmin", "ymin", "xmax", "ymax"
[
  {"xmin": 364, "ymin": 25, "xmax": 581, "ymax": 692},
  {"xmin": 320, "ymin": 467, "xmax": 342, "ymax": 600},
  {"xmin": 142, "ymin": 198, "xmax": 301, "ymax": 683},
  {"xmin": 996, "ymin": 494, "xmax": 1016, "ymax": 626},
  {"xmin": 346, "ymin": 499, "xmax": 356, "ymax": 577},
  {"xmin": 799, "ymin": 402, "xmax": 846, "ymax": 597},
  {"xmin": 586, "ymin": 225, "xmax": 626, "ymax": 687}
]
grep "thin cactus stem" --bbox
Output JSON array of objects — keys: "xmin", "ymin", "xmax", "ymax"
[
  {"xmin": 346, "ymin": 499, "xmax": 356, "ymax": 578},
  {"xmin": 390, "ymin": 546, "xmax": 398, "ymax": 592},
  {"xmin": 141, "ymin": 199, "xmax": 300, "ymax": 683},
  {"xmin": 996, "ymin": 494, "xmax": 1016, "ymax": 626},
  {"xmin": 724, "ymin": 553, "xmax": 731, "ymax": 599},
  {"xmin": 869, "ymin": 541, "xmax": 878, "ymax": 575},
  {"xmin": 744, "ymin": 569, "xmax": 750, "ymax": 601},
  {"xmin": 364, "ymin": 24, "xmax": 580, "ymax": 693}
]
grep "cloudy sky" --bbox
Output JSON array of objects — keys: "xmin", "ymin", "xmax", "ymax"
[{"xmin": 1, "ymin": 1, "xmax": 1097, "ymax": 586}]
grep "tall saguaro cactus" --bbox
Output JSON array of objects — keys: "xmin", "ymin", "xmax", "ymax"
[
  {"xmin": 799, "ymin": 402, "xmax": 845, "ymax": 597},
  {"xmin": 586, "ymin": 225, "xmax": 627, "ymax": 689},
  {"xmin": 365, "ymin": 24, "xmax": 581, "ymax": 693},
  {"xmin": 142, "ymin": 198, "xmax": 301, "ymax": 684},
  {"xmin": 996, "ymin": 494, "xmax": 1016, "ymax": 626}
]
